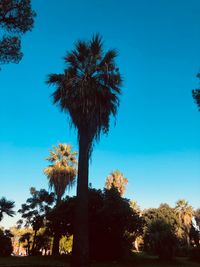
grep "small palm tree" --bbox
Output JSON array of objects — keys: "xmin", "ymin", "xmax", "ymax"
[
  {"xmin": 44, "ymin": 144, "xmax": 77, "ymax": 204},
  {"xmin": 47, "ymin": 34, "xmax": 122, "ymax": 266},
  {"xmin": 44, "ymin": 144, "xmax": 77, "ymax": 255},
  {"xmin": 105, "ymin": 170, "xmax": 128, "ymax": 196},
  {"xmin": 0, "ymin": 197, "xmax": 15, "ymax": 221},
  {"xmin": 175, "ymin": 199, "xmax": 193, "ymax": 248}
]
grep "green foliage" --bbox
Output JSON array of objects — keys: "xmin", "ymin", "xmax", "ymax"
[
  {"xmin": 0, "ymin": 0, "xmax": 36, "ymax": 65},
  {"xmin": 144, "ymin": 219, "xmax": 177, "ymax": 261},
  {"xmin": 144, "ymin": 204, "xmax": 180, "ymax": 233},
  {"xmin": 60, "ymin": 235, "xmax": 73, "ymax": 254},
  {"xmin": 143, "ymin": 204, "xmax": 180, "ymax": 260},
  {"xmin": 0, "ymin": 229, "xmax": 13, "ymax": 256}
]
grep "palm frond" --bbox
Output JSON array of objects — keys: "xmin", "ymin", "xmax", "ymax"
[
  {"xmin": 44, "ymin": 144, "xmax": 77, "ymax": 203},
  {"xmin": 0, "ymin": 197, "xmax": 15, "ymax": 221},
  {"xmin": 47, "ymin": 35, "xmax": 122, "ymax": 155}
]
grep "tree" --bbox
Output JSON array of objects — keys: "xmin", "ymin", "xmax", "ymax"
[
  {"xmin": 46, "ymin": 196, "xmax": 75, "ymax": 256},
  {"xmin": 60, "ymin": 235, "xmax": 73, "ymax": 255},
  {"xmin": 88, "ymin": 187, "xmax": 143, "ymax": 260},
  {"xmin": 105, "ymin": 170, "xmax": 128, "ymax": 196},
  {"xmin": 144, "ymin": 219, "xmax": 177, "ymax": 261},
  {"xmin": 44, "ymin": 144, "xmax": 77, "ymax": 204},
  {"xmin": 0, "ymin": 229, "xmax": 13, "ymax": 256},
  {"xmin": 175, "ymin": 199, "xmax": 193, "ymax": 248},
  {"xmin": 0, "ymin": 197, "xmax": 15, "ymax": 221},
  {"xmin": 18, "ymin": 188, "xmax": 54, "ymax": 255},
  {"xmin": 0, "ymin": 0, "xmax": 35, "ymax": 66},
  {"xmin": 44, "ymin": 144, "xmax": 77, "ymax": 255},
  {"xmin": 19, "ymin": 232, "xmax": 32, "ymax": 255},
  {"xmin": 192, "ymin": 73, "xmax": 200, "ymax": 109},
  {"xmin": 47, "ymin": 34, "xmax": 122, "ymax": 266},
  {"xmin": 143, "ymin": 203, "xmax": 181, "ymax": 259}
]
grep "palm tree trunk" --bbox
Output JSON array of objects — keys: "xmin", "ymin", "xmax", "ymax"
[
  {"xmin": 72, "ymin": 134, "xmax": 89, "ymax": 267},
  {"xmin": 52, "ymin": 198, "xmax": 61, "ymax": 256}
]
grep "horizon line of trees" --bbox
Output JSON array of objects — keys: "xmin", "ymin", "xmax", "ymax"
[{"xmin": 0, "ymin": 156, "xmax": 200, "ymax": 261}]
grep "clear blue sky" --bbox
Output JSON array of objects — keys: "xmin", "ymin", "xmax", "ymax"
[{"xmin": 1, "ymin": 0, "xmax": 200, "ymax": 227}]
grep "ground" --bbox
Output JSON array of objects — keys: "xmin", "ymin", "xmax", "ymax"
[{"xmin": 0, "ymin": 255, "xmax": 199, "ymax": 267}]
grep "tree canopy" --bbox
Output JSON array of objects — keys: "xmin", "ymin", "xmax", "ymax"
[{"xmin": 0, "ymin": 0, "xmax": 35, "ymax": 65}]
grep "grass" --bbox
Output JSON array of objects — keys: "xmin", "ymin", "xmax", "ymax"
[{"xmin": 0, "ymin": 254, "xmax": 199, "ymax": 267}]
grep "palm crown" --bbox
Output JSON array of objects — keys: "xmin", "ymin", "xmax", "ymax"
[
  {"xmin": 44, "ymin": 144, "xmax": 77, "ymax": 203},
  {"xmin": 47, "ymin": 34, "xmax": 122, "ymax": 153},
  {"xmin": 105, "ymin": 170, "xmax": 128, "ymax": 196}
]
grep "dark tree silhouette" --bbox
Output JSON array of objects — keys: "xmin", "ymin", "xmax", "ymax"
[
  {"xmin": 192, "ymin": 73, "xmax": 200, "ymax": 109},
  {"xmin": 18, "ymin": 188, "xmax": 54, "ymax": 255},
  {"xmin": 0, "ymin": 229, "xmax": 13, "ymax": 256},
  {"xmin": 143, "ymin": 204, "xmax": 181, "ymax": 260},
  {"xmin": 19, "ymin": 232, "xmax": 32, "ymax": 255},
  {"xmin": 47, "ymin": 34, "xmax": 122, "ymax": 266},
  {"xmin": 0, "ymin": 197, "xmax": 15, "ymax": 221},
  {"xmin": 0, "ymin": 0, "xmax": 35, "ymax": 65},
  {"xmin": 88, "ymin": 188, "xmax": 143, "ymax": 261}
]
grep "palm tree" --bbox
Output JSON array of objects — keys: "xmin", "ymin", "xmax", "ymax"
[
  {"xmin": 0, "ymin": 197, "xmax": 15, "ymax": 222},
  {"xmin": 105, "ymin": 170, "xmax": 128, "ymax": 197},
  {"xmin": 175, "ymin": 199, "xmax": 193, "ymax": 248},
  {"xmin": 44, "ymin": 144, "xmax": 77, "ymax": 255},
  {"xmin": 47, "ymin": 34, "xmax": 122, "ymax": 266}
]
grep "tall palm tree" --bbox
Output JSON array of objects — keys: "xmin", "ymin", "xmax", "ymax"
[
  {"xmin": 0, "ymin": 197, "xmax": 15, "ymax": 222},
  {"xmin": 44, "ymin": 143, "xmax": 77, "ymax": 255},
  {"xmin": 105, "ymin": 170, "xmax": 128, "ymax": 197},
  {"xmin": 47, "ymin": 34, "xmax": 122, "ymax": 266},
  {"xmin": 175, "ymin": 199, "xmax": 193, "ymax": 248}
]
